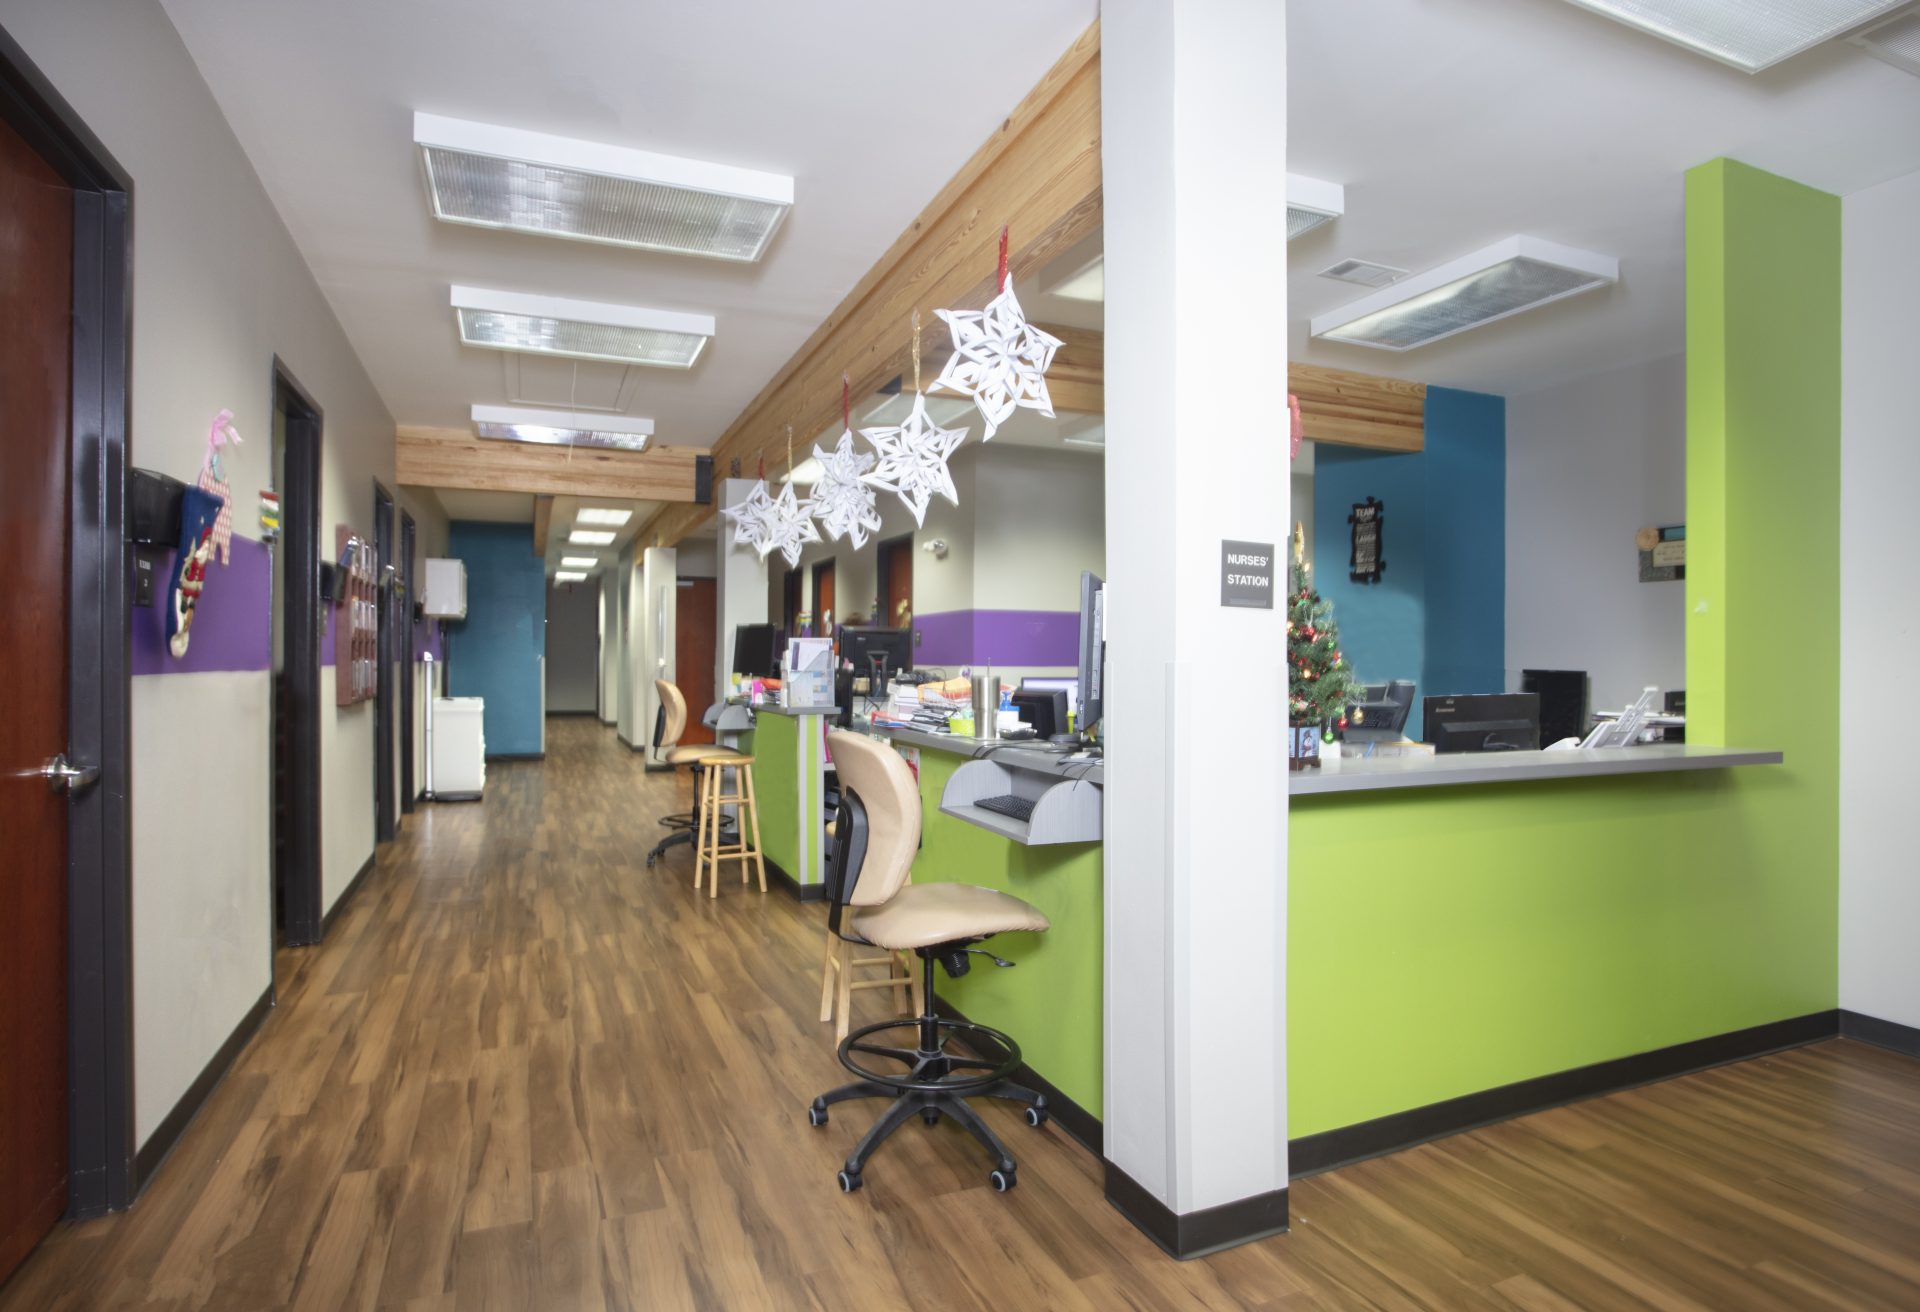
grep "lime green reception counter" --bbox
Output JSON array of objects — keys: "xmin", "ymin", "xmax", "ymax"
[{"xmin": 737, "ymin": 704, "xmax": 832, "ymax": 891}]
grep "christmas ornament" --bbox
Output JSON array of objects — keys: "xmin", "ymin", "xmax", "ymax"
[
  {"xmin": 863, "ymin": 309, "xmax": 970, "ymax": 527},
  {"xmin": 810, "ymin": 375, "xmax": 883, "ymax": 548},
  {"xmin": 719, "ymin": 479, "xmax": 777, "ymax": 555},
  {"xmin": 167, "ymin": 486, "xmax": 224, "ymax": 658},
  {"xmin": 930, "ymin": 226, "xmax": 1061, "ymax": 439}
]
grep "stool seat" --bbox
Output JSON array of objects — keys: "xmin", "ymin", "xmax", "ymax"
[
  {"xmin": 850, "ymin": 884, "xmax": 1050, "ymax": 952},
  {"xmin": 668, "ymin": 744, "xmax": 749, "ymax": 766}
]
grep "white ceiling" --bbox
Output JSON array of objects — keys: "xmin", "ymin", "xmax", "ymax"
[
  {"xmin": 1287, "ymin": 0, "xmax": 1920, "ymax": 396},
  {"xmin": 159, "ymin": 0, "xmax": 1100, "ymax": 452}
]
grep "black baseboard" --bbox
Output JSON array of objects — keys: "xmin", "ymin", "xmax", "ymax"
[
  {"xmin": 485, "ymin": 751, "xmax": 545, "ymax": 762},
  {"xmin": 930, "ymin": 995, "xmax": 1102, "ymax": 1157},
  {"xmin": 133, "ymin": 985, "xmax": 274, "ymax": 1194},
  {"xmin": 1289, "ymin": 1009, "xmax": 1840, "ymax": 1177},
  {"xmin": 320, "ymin": 851, "xmax": 376, "ymax": 937},
  {"xmin": 766, "ymin": 857, "xmax": 825, "ymax": 903},
  {"xmin": 1103, "ymin": 1161, "xmax": 1289, "ymax": 1261},
  {"xmin": 545, "ymin": 710, "xmax": 597, "ymax": 718},
  {"xmin": 1841, "ymin": 1008, "xmax": 1920, "ymax": 1059}
]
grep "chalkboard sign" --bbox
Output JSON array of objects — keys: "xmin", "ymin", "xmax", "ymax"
[{"xmin": 1349, "ymin": 497, "xmax": 1385, "ymax": 584}]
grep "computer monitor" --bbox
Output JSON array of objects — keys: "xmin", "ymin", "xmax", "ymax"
[
  {"xmin": 1076, "ymin": 572, "xmax": 1104, "ymax": 738},
  {"xmin": 732, "ymin": 623, "xmax": 781, "ymax": 679},
  {"xmin": 841, "ymin": 626, "xmax": 913, "ymax": 695},
  {"xmin": 1010, "ymin": 689, "xmax": 1069, "ymax": 740},
  {"xmin": 1522, "ymin": 669, "xmax": 1589, "ymax": 747},
  {"xmin": 1344, "ymin": 680, "xmax": 1416, "ymax": 743},
  {"xmin": 1423, "ymin": 693, "xmax": 1541, "ymax": 754}
]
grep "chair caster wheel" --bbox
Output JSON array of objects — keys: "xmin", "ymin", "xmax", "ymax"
[
  {"xmin": 838, "ymin": 1169, "xmax": 863, "ymax": 1193},
  {"xmin": 922, "ymin": 1109, "xmax": 942, "ymax": 1126},
  {"xmin": 989, "ymin": 1167, "xmax": 1016, "ymax": 1192},
  {"xmin": 808, "ymin": 1104, "xmax": 828, "ymax": 1128},
  {"xmin": 1024, "ymin": 1106, "xmax": 1048, "ymax": 1128}
]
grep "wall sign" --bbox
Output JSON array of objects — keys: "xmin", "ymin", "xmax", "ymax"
[
  {"xmin": 1349, "ymin": 496, "xmax": 1385, "ymax": 584},
  {"xmin": 1220, "ymin": 540, "xmax": 1275, "ymax": 609},
  {"xmin": 1637, "ymin": 524, "xmax": 1685, "ymax": 582}
]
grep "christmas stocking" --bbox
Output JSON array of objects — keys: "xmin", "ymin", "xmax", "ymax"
[{"xmin": 166, "ymin": 486, "xmax": 223, "ymax": 658}]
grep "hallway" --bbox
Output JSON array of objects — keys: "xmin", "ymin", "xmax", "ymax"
[{"xmin": 3, "ymin": 720, "xmax": 1917, "ymax": 1310}]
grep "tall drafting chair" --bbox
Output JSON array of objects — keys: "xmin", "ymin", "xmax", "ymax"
[{"xmin": 807, "ymin": 731, "xmax": 1052, "ymax": 1193}]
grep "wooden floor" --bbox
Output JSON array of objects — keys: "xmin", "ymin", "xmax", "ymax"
[{"xmin": 5, "ymin": 720, "xmax": 1918, "ymax": 1311}]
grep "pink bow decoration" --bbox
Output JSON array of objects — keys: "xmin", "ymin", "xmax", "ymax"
[{"xmin": 1287, "ymin": 393, "xmax": 1303, "ymax": 461}]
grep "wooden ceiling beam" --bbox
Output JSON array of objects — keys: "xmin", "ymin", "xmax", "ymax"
[
  {"xmin": 531, "ymin": 495, "xmax": 554, "ymax": 554},
  {"xmin": 397, "ymin": 426, "xmax": 709, "ymax": 503},
  {"xmin": 1291, "ymin": 363, "xmax": 1427, "ymax": 454},
  {"xmin": 639, "ymin": 20, "xmax": 1103, "ymax": 549}
]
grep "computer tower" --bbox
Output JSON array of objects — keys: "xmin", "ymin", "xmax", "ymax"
[{"xmin": 1522, "ymin": 669, "xmax": 1588, "ymax": 747}]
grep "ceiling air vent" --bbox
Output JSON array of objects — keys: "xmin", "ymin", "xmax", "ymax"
[
  {"xmin": 451, "ymin": 286, "xmax": 714, "ymax": 369},
  {"xmin": 1849, "ymin": 6, "xmax": 1920, "ymax": 74},
  {"xmin": 471, "ymin": 405, "xmax": 653, "ymax": 452},
  {"xmin": 1319, "ymin": 258, "xmax": 1407, "ymax": 288},
  {"xmin": 1287, "ymin": 174, "xmax": 1345, "ymax": 240},
  {"xmin": 415, "ymin": 113, "xmax": 793, "ymax": 262},
  {"xmin": 1557, "ymin": 0, "xmax": 1910, "ymax": 72},
  {"xmin": 1311, "ymin": 236, "xmax": 1618, "ymax": 352}
]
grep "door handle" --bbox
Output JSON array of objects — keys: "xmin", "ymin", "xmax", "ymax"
[{"xmin": 39, "ymin": 753, "xmax": 102, "ymax": 795}]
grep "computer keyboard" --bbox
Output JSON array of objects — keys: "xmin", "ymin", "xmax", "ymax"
[{"xmin": 974, "ymin": 794, "xmax": 1036, "ymax": 823}]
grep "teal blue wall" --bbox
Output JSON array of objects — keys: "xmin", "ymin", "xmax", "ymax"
[
  {"xmin": 447, "ymin": 521, "xmax": 547, "ymax": 756},
  {"xmin": 1313, "ymin": 385, "xmax": 1506, "ymax": 728}
]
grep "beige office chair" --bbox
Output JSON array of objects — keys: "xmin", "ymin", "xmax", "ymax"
[
  {"xmin": 806, "ymin": 731, "xmax": 1051, "ymax": 1193},
  {"xmin": 819, "ymin": 815, "xmax": 922, "ymax": 1045},
  {"xmin": 654, "ymin": 679, "xmax": 764, "ymax": 895}
]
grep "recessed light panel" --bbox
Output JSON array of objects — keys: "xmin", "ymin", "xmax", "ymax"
[
  {"xmin": 569, "ymin": 530, "xmax": 617, "ymax": 546},
  {"xmin": 1311, "ymin": 236, "xmax": 1618, "ymax": 352},
  {"xmin": 574, "ymin": 508, "xmax": 634, "ymax": 527},
  {"xmin": 471, "ymin": 405, "xmax": 652, "ymax": 452},
  {"xmin": 555, "ymin": 571, "xmax": 588, "ymax": 583},
  {"xmin": 561, "ymin": 556, "xmax": 600, "ymax": 568},
  {"xmin": 1558, "ymin": 0, "xmax": 1908, "ymax": 72},
  {"xmin": 1287, "ymin": 173, "xmax": 1345, "ymax": 240},
  {"xmin": 452, "ymin": 286, "xmax": 713, "ymax": 369},
  {"xmin": 415, "ymin": 113, "xmax": 793, "ymax": 261}
]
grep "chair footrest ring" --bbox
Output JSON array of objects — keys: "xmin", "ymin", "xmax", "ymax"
[{"xmin": 836, "ymin": 1017, "xmax": 1022, "ymax": 1094}]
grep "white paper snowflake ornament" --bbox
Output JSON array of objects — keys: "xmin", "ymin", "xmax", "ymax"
[
  {"xmin": 719, "ymin": 480, "xmax": 776, "ymax": 555},
  {"xmin": 930, "ymin": 282, "xmax": 1062, "ymax": 440},
  {"xmin": 861, "ymin": 392, "xmax": 968, "ymax": 528},
  {"xmin": 762, "ymin": 480, "xmax": 822, "ymax": 567},
  {"xmin": 810, "ymin": 431, "xmax": 883, "ymax": 548}
]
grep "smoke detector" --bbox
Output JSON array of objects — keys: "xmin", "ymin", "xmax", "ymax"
[{"xmin": 1319, "ymin": 258, "xmax": 1407, "ymax": 289}]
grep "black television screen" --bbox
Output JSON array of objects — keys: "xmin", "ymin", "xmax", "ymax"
[
  {"xmin": 1422, "ymin": 693, "xmax": 1541, "ymax": 753},
  {"xmin": 732, "ymin": 623, "xmax": 780, "ymax": 679}
]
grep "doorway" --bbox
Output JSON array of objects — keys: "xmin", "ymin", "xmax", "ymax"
[
  {"xmin": 0, "ymin": 26, "xmax": 135, "ymax": 1233},
  {"xmin": 373, "ymin": 481, "xmax": 395, "ymax": 843},
  {"xmin": 877, "ymin": 534, "xmax": 914, "ymax": 631},
  {"xmin": 783, "ymin": 567, "xmax": 802, "ymax": 636},
  {"xmin": 399, "ymin": 509, "xmax": 416, "ymax": 814},
  {"xmin": 674, "ymin": 577, "xmax": 718, "ymax": 745},
  {"xmin": 271, "ymin": 364, "xmax": 324, "ymax": 947},
  {"xmin": 812, "ymin": 559, "xmax": 837, "ymax": 639}
]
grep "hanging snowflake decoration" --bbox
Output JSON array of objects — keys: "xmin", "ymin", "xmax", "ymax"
[
  {"xmin": 809, "ymin": 431, "xmax": 883, "ymax": 548},
  {"xmin": 929, "ymin": 283, "xmax": 1063, "ymax": 440},
  {"xmin": 862, "ymin": 392, "xmax": 968, "ymax": 528},
  {"xmin": 719, "ymin": 480, "xmax": 777, "ymax": 555},
  {"xmin": 761, "ymin": 480, "xmax": 822, "ymax": 567}
]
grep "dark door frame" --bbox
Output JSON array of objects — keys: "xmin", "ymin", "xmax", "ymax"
[
  {"xmin": 372, "ymin": 480, "xmax": 395, "ymax": 843},
  {"xmin": 876, "ymin": 532, "xmax": 914, "ymax": 627},
  {"xmin": 399, "ymin": 509, "xmax": 417, "ymax": 814},
  {"xmin": 1, "ymin": 24, "xmax": 135, "ymax": 1217},
  {"xmin": 273, "ymin": 361, "xmax": 325, "ymax": 948}
]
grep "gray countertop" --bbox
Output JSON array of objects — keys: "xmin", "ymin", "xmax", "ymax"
[
  {"xmin": 1291, "ymin": 744, "xmax": 1782, "ymax": 796},
  {"xmin": 743, "ymin": 701, "xmax": 836, "ymax": 718},
  {"xmin": 857, "ymin": 720, "xmax": 1105, "ymax": 785}
]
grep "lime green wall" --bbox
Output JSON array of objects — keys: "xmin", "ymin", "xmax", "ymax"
[
  {"xmin": 741, "ymin": 713, "xmax": 824, "ymax": 885},
  {"xmin": 901, "ymin": 748, "xmax": 1106, "ymax": 1115},
  {"xmin": 1286, "ymin": 159, "xmax": 1840, "ymax": 1140}
]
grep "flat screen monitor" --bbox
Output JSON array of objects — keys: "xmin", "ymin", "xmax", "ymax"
[
  {"xmin": 1423, "ymin": 693, "xmax": 1541, "ymax": 754},
  {"xmin": 1345, "ymin": 679, "xmax": 1415, "ymax": 742},
  {"xmin": 732, "ymin": 623, "xmax": 781, "ymax": 679},
  {"xmin": 1010, "ymin": 689, "xmax": 1069, "ymax": 740},
  {"xmin": 1077, "ymin": 572, "xmax": 1104, "ymax": 738},
  {"xmin": 1522, "ymin": 669, "xmax": 1588, "ymax": 747},
  {"xmin": 841, "ymin": 626, "xmax": 912, "ymax": 685}
]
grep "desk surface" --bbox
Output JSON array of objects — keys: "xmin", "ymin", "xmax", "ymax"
[
  {"xmin": 1292, "ymin": 744, "xmax": 1781, "ymax": 796},
  {"xmin": 858, "ymin": 721, "xmax": 1105, "ymax": 785}
]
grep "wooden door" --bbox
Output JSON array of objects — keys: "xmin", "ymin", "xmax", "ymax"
[
  {"xmin": 0, "ymin": 111, "xmax": 75, "ymax": 1284},
  {"xmin": 882, "ymin": 536, "xmax": 914, "ymax": 630},
  {"xmin": 782, "ymin": 569, "xmax": 802, "ymax": 635},
  {"xmin": 674, "ymin": 578, "xmax": 717, "ymax": 745},
  {"xmin": 812, "ymin": 560, "xmax": 836, "ymax": 639}
]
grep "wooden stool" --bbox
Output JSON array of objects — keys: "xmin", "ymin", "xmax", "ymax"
[
  {"xmin": 819, "ymin": 931, "xmax": 923, "ymax": 1045},
  {"xmin": 695, "ymin": 755, "xmax": 766, "ymax": 897}
]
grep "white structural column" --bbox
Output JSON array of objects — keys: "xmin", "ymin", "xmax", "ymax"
[
  {"xmin": 1101, "ymin": 0, "xmax": 1291, "ymax": 1257},
  {"xmin": 635, "ymin": 546, "xmax": 678, "ymax": 760},
  {"xmin": 713, "ymin": 479, "xmax": 771, "ymax": 700}
]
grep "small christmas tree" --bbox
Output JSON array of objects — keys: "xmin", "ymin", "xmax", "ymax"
[{"xmin": 1287, "ymin": 559, "xmax": 1359, "ymax": 735}]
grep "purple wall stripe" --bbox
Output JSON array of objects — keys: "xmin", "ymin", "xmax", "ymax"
[
  {"xmin": 912, "ymin": 609, "xmax": 1078, "ymax": 669},
  {"xmin": 131, "ymin": 535, "xmax": 273, "ymax": 676}
]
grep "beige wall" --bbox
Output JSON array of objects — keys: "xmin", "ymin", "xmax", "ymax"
[{"xmin": 1, "ymin": 0, "xmax": 401, "ymax": 1145}]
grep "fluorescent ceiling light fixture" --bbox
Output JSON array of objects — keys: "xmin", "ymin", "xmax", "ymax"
[
  {"xmin": 554, "ymin": 571, "xmax": 588, "ymax": 582},
  {"xmin": 1848, "ymin": 6, "xmax": 1920, "ymax": 74},
  {"xmin": 414, "ymin": 112, "xmax": 793, "ymax": 261},
  {"xmin": 560, "ymin": 556, "xmax": 600, "ymax": 568},
  {"xmin": 569, "ymin": 529, "xmax": 617, "ymax": 546},
  {"xmin": 1287, "ymin": 173, "xmax": 1345, "ymax": 240},
  {"xmin": 1556, "ymin": 0, "xmax": 1908, "ymax": 72},
  {"xmin": 452, "ymin": 285, "xmax": 713, "ymax": 369},
  {"xmin": 1311, "ymin": 236, "xmax": 1618, "ymax": 352},
  {"xmin": 1046, "ymin": 254, "xmax": 1104, "ymax": 303},
  {"xmin": 574, "ymin": 507, "xmax": 634, "ymax": 527},
  {"xmin": 471, "ymin": 404, "xmax": 652, "ymax": 452}
]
